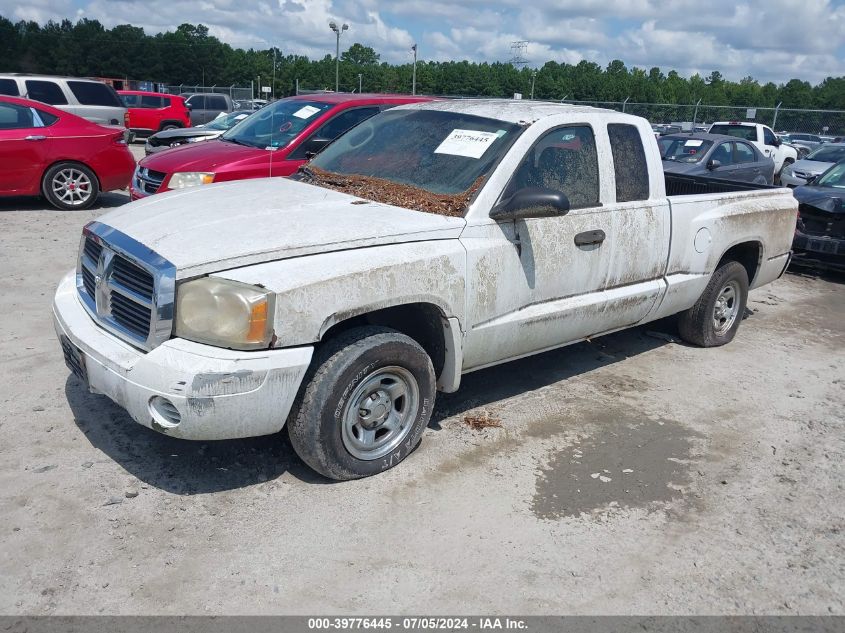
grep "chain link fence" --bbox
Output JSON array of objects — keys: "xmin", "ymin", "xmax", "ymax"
[
  {"xmin": 165, "ymin": 84, "xmax": 256, "ymax": 103},
  {"xmin": 561, "ymin": 100, "xmax": 845, "ymax": 137}
]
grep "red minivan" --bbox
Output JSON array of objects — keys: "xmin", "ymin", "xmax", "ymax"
[
  {"xmin": 118, "ymin": 90, "xmax": 191, "ymax": 138},
  {"xmin": 130, "ymin": 93, "xmax": 432, "ymax": 199}
]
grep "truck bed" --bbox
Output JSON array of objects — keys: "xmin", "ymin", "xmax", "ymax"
[{"xmin": 665, "ymin": 172, "xmax": 779, "ymax": 196}]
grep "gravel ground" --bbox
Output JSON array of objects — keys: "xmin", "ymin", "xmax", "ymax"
[{"xmin": 0, "ymin": 151, "xmax": 843, "ymax": 615}]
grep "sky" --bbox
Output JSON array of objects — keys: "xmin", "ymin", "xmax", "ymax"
[{"xmin": 3, "ymin": 0, "xmax": 845, "ymax": 85}]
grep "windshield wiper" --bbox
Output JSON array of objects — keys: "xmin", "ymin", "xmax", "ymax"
[{"xmin": 220, "ymin": 136, "xmax": 255, "ymax": 148}]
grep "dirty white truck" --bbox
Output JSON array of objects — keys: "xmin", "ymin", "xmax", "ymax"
[{"xmin": 54, "ymin": 101, "xmax": 797, "ymax": 480}]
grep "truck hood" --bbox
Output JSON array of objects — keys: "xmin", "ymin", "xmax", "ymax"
[{"xmin": 96, "ymin": 177, "xmax": 467, "ymax": 278}]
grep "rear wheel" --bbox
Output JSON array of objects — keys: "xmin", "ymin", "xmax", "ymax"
[
  {"xmin": 287, "ymin": 326, "xmax": 436, "ymax": 480},
  {"xmin": 42, "ymin": 162, "xmax": 99, "ymax": 210},
  {"xmin": 678, "ymin": 261, "xmax": 749, "ymax": 347},
  {"xmin": 161, "ymin": 124, "xmax": 180, "ymax": 131}
]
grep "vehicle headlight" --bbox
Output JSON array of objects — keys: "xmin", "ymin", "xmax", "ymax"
[
  {"xmin": 185, "ymin": 136, "xmax": 207, "ymax": 143},
  {"xmin": 175, "ymin": 278, "xmax": 275, "ymax": 349},
  {"xmin": 168, "ymin": 172, "xmax": 215, "ymax": 189}
]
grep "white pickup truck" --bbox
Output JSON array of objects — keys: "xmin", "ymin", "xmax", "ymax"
[
  {"xmin": 53, "ymin": 101, "xmax": 797, "ymax": 480},
  {"xmin": 708, "ymin": 121, "xmax": 799, "ymax": 179}
]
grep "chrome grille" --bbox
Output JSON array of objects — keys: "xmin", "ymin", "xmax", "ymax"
[
  {"xmin": 133, "ymin": 167, "xmax": 166, "ymax": 196},
  {"xmin": 76, "ymin": 222, "xmax": 176, "ymax": 351}
]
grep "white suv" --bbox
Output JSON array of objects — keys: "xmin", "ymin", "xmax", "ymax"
[{"xmin": 0, "ymin": 74, "xmax": 126, "ymax": 126}]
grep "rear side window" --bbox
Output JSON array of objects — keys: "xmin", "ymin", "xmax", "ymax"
[
  {"xmin": 505, "ymin": 125, "xmax": 600, "ymax": 210},
  {"xmin": 0, "ymin": 102, "xmax": 34, "ymax": 128},
  {"xmin": 25, "ymin": 80, "xmax": 68, "ymax": 105},
  {"xmin": 608, "ymin": 123, "xmax": 649, "ymax": 202},
  {"xmin": 735, "ymin": 142, "xmax": 756, "ymax": 163},
  {"xmin": 0, "ymin": 78, "xmax": 19, "ymax": 96},
  {"xmin": 121, "ymin": 94, "xmax": 140, "ymax": 106},
  {"xmin": 140, "ymin": 95, "xmax": 164, "ymax": 108},
  {"xmin": 67, "ymin": 81, "xmax": 122, "ymax": 107},
  {"xmin": 206, "ymin": 95, "xmax": 228, "ymax": 110}
]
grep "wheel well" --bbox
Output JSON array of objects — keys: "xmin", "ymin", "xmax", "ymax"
[
  {"xmin": 42, "ymin": 160, "xmax": 101, "ymax": 192},
  {"xmin": 320, "ymin": 303, "xmax": 447, "ymax": 379},
  {"xmin": 159, "ymin": 120, "xmax": 184, "ymax": 130},
  {"xmin": 718, "ymin": 241, "xmax": 761, "ymax": 285}
]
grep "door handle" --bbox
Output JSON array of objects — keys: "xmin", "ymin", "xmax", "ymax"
[
  {"xmin": 574, "ymin": 229, "xmax": 606, "ymax": 246},
  {"xmin": 25, "ymin": 135, "xmax": 46, "ymax": 141}
]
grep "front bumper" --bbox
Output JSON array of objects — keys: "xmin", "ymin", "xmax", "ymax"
[{"xmin": 53, "ymin": 270, "xmax": 313, "ymax": 440}]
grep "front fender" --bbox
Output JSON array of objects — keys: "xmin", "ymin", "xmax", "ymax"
[{"xmin": 213, "ymin": 241, "xmax": 467, "ymax": 348}]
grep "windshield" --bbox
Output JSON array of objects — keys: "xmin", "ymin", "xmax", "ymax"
[
  {"xmin": 221, "ymin": 99, "xmax": 332, "ymax": 148},
  {"xmin": 204, "ymin": 111, "xmax": 252, "ymax": 131},
  {"xmin": 709, "ymin": 125, "xmax": 756, "ymax": 141},
  {"xmin": 309, "ymin": 109, "xmax": 521, "ymax": 197},
  {"xmin": 816, "ymin": 162, "xmax": 845, "ymax": 188},
  {"xmin": 660, "ymin": 137, "xmax": 714, "ymax": 163},
  {"xmin": 806, "ymin": 145, "xmax": 845, "ymax": 163}
]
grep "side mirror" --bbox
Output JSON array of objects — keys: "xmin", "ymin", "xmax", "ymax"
[
  {"xmin": 300, "ymin": 136, "xmax": 332, "ymax": 159},
  {"xmin": 490, "ymin": 187, "xmax": 570, "ymax": 221},
  {"xmin": 804, "ymin": 175, "xmax": 817, "ymax": 184},
  {"xmin": 185, "ymin": 102, "xmax": 193, "ymax": 110},
  {"xmin": 706, "ymin": 159, "xmax": 722, "ymax": 171}
]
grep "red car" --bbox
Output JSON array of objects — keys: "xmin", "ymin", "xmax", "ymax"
[
  {"xmin": 118, "ymin": 90, "xmax": 191, "ymax": 137},
  {"xmin": 0, "ymin": 95, "xmax": 135, "ymax": 210},
  {"xmin": 130, "ymin": 93, "xmax": 432, "ymax": 199}
]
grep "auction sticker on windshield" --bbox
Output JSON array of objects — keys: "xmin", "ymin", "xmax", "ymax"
[
  {"xmin": 293, "ymin": 105, "xmax": 321, "ymax": 119},
  {"xmin": 685, "ymin": 139, "xmax": 704, "ymax": 147},
  {"xmin": 435, "ymin": 129, "xmax": 501, "ymax": 159}
]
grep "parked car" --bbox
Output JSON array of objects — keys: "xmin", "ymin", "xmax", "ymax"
[
  {"xmin": 130, "ymin": 93, "xmax": 432, "ymax": 199},
  {"xmin": 790, "ymin": 160, "xmax": 845, "ymax": 271},
  {"xmin": 708, "ymin": 121, "xmax": 798, "ymax": 180},
  {"xmin": 234, "ymin": 99, "xmax": 268, "ymax": 111},
  {"xmin": 118, "ymin": 90, "xmax": 191, "ymax": 138},
  {"xmin": 0, "ymin": 95, "xmax": 134, "ymax": 209},
  {"xmin": 143, "ymin": 111, "xmax": 253, "ymax": 156},
  {"xmin": 55, "ymin": 100, "xmax": 796, "ymax": 480},
  {"xmin": 780, "ymin": 143, "xmax": 845, "ymax": 187},
  {"xmin": 0, "ymin": 74, "xmax": 127, "ymax": 127},
  {"xmin": 660, "ymin": 132, "xmax": 775, "ymax": 184},
  {"xmin": 180, "ymin": 93, "xmax": 235, "ymax": 125},
  {"xmin": 779, "ymin": 132, "xmax": 823, "ymax": 158}
]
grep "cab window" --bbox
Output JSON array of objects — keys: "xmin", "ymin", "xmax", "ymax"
[
  {"xmin": 734, "ymin": 142, "xmax": 756, "ymax": 163},
  {"xmin": 504, "ymin": 125, "xmax": 599, "ymax": 210},
  {"xmin": 711, "ymin": 143, "xmax": 734, "ymax": 166}
]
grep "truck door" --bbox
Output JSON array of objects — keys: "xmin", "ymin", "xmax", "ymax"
[{"xmin": 460, "ymin": 122, "xmax": 669, "ymax": 371}]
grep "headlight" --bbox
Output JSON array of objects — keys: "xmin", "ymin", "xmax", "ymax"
[
  {"xmin": 175, "ymin": 278, "xmax": 274, "ymax": 349},
  {"xmin": 168, "ymin": 172, "xmax": 215, "ymax": 189}
]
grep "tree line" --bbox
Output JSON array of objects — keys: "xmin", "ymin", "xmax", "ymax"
[{"xmin": 1, "ymin": 16, "xmax": 844, "ymax": 110}]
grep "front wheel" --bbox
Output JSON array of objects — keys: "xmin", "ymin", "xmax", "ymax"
[
  {"xmin": 678, "ymin": 261, "xmax": 749, "ymax": 347},
  {"xmin": 287, "ymin": 326, "xmax": 436, "ymax": 480},
  {"xmin": 42, "ymin": 162, "xmax": 100, "ymax": 210}
]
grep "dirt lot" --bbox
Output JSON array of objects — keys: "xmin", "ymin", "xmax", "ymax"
[{"xmin": 0, "ymin": 156, "xmax": 843, "ymax": 615}]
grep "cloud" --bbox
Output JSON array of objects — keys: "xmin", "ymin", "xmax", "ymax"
[{"xmin": 0, "ymin": 0, "xmax": 842, "ymax": 84}]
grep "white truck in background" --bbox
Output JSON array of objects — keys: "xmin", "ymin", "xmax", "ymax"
[
  {"xmin": 708, "ymin": 121, "xmax": 799, "ymax": 179},
  {"xmin": 53, "ymin": 100, "xmax": 797, "ymax": 480}
]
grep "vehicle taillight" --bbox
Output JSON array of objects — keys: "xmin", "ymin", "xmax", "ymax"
[
  {"xmin": 124, "ymin": 111, "xmax": 130, "ymax": 127},
  {"xmin": 114, "ymin": 131, "xmax": 128, "ymax": 145}
]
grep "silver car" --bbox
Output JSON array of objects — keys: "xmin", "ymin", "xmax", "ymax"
[
  {"xmin": 780, "ymin": 143, "xmax": 845, "ymax": 187},
  {"xmin": 0, "ymin": 73, "xmax": 126, "ymax": 126}
]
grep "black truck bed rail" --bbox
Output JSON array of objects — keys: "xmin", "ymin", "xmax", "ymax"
[{"xmin": 665, "ymin": 172, "xmax": 779, "ymax": 197}]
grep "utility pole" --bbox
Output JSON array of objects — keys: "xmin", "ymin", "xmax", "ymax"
[
  {"xmin": 358, "ymin": 73, "xmax": 362, "ymax": 93},
  {"xmin": 271, "ymin": 48, "xmax": 277, "ymax": 100},
  {"xmin": 329, "ymin": 21, "xmax": 348, "ymax": 92},
  {"xmin": 530, "ymin": 69, "xmax": 537, "ymax": 99},
  {"xmin": 411, "ymin": 44, "xmax": 417, "ymax": 95}
]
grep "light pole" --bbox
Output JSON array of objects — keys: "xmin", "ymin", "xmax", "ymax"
[
  {"xmin": 329, "ymin": 21, "xmax": 348, "ymax": 92},
  {"xmin": 411, "ymin": 44, "xmax": 417, "ymax": 95},
  {"xmin": 530, "ymin": 69, "xmax": 537, "ymax": 100},
  {"xmin": 358, "ymin": 73, "xmax": 362, "ymax": 93}
]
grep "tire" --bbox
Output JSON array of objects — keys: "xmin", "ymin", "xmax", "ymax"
[
  {"xmin": 161, "ymin": 124, "xmax": 180, "ymax": 131},
  {"xmin": 678, "ymin": 260, "xmax": 749, "ymax": 347},
  {"xmin": 42, "ymin": 162, "xmax": 100, "ymax": 210},
  {"xmin": 287, "ymin": 326, "xmax": 436, "ymax": 480}
]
